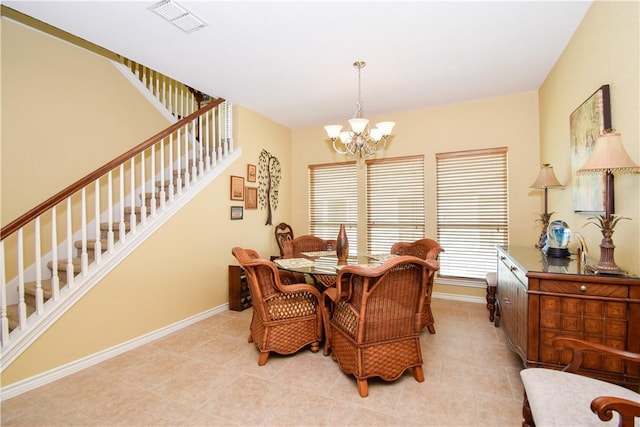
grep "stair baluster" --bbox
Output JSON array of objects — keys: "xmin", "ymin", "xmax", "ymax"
[{"xmin": 34, "ymin": 218, "xmax": 44, "ymax": 314}]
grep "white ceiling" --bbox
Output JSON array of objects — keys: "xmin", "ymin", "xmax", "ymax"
[{"xmin": 6, "ymin": 1, "xmax": 592, "ymax": 129}]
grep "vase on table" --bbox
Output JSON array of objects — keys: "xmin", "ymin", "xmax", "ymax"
[{"xmin": 336, "ymin": 224, "xmax": 349, "ymax": 265}]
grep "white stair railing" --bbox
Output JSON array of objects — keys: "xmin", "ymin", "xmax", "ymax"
[{"xmin": 0, "ymin": 92, "xmax": 236, "ymax": 369}]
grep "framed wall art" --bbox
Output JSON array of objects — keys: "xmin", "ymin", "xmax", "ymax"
[
  {"xmin": 230, "ymin": 175, "xmax": 245, "ymax": 201},
  {"xmin": 231, "ymin": 206, "xmax": 243, "ymax": 220},
  {"xmin": 247, "ymin": 164, "xmax": 257, "ymax": 182},
  {"xmin": 245, "ymin": 187, "xmax": 258, "ymax": 209},
  {"xmin": 570, "ymin": 84, "xmax": 610, "ymax": 214}
]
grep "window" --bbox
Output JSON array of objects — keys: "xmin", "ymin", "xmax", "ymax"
[
  {"xmin": 366, "ymin": 156, "xmax": 425, "ymax": 253},
  {"xmin": 436, "ymin": 148, "xmax": 508, "ymax": 280},
  {"xmin": 308, "ymin": 162, "xmax": 358, "ymax": 251}
]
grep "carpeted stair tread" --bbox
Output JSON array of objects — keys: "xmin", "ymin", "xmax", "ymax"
[
  {"xmin": 123, "ymin": 206, "xmax": 146, "ymax": 216},
  {"xmin": 100, "ymin": 221, "xmax": 132, "ymax": 232},
  {"xmin": 24, "ymin": 279, "xmax": 55, "ymax": 299},
  {"xmin": 74, "ymin": 239, "xmax": 108, "ymax": 250},
  {"xmin": 7, "ymin": 304, "xmax": 36, "ymax": 332},
  {"xmin": 47, "ymin": 258, "xmax": 82, "ymax": 274}
]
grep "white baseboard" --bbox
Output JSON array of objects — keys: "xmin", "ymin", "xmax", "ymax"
[
  {"xmin": 1, "ymin": 303, "xmax": 229, "ymax": 401},
  {"xmin": 432, "ymin": 292, "xmax": 485, "ymax": 304}
]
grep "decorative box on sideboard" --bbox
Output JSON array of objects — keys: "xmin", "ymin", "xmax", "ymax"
[{"xmin": 228, "ymin": 265, "xmax": 251, "ymax": 311}]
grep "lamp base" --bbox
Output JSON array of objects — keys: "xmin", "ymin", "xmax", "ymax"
[
  {"xmin": 585, "ymin": 263, "xmax": 627, "ymax": 276},
  {"xmin": 535, "ymin": 223, "xmax": 548, "ymax": 249},
  {"xmin": 535, "ymin": 212, "xmax": 552, "ymax": 249},
  {"xmin": 586, "ymin": 235, "xmax": 627, "ymax": 276}
]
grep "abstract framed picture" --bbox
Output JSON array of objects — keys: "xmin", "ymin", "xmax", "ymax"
[
  {"xmin": 570, "ymin": 85, "xmax": 610, "ymax": 214},
  {"xmin": 230, "ymin": 206, "xmax": 243, "ymax": 220},
  {"xmin": 230, "ymin": 175, "xmax": 244, "ymax": 201},
  {"xmin": 245, "ymin": 187, "xmax": 258, "ymax": 209}
]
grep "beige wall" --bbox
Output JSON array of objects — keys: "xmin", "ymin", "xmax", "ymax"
[
  {"xmin": 291, "ymin": 92, "xmax": 541, "ymax": 297},
  {"xmin": 1, "ymin": 18, "xmax": 169, "ymax": 225},
  {"xmin": 539, "ymin": 0, "xmax": 640, "ymax": 270},
  {"xmin": 1, "ymin": 18, "xmax": 292, "ymax": 385}
]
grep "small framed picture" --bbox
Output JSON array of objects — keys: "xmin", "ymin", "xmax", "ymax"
[
  {"xmin": 231, "ymin": 206, "xmax": 243, "ymax": 220},
  {"xmin": 230, "ymin": 175, "xmax": 244, "ymax": 201},
  {"xmin": 247, "ymin": 164, "xmax": 257, "ymax": 182},
  {"xmin": 245, "ymin": 187, "xmax": 258, "ymax": 209}
]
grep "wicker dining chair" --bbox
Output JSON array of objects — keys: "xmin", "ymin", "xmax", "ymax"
[
  {"xmin": 321, "ymin": 256, "xmax": 440, "ymax": 397},
  {"xmin": 390, "ymin": 238, "xmax": 443, "ymax": 334},
  {"xmin": 281, "ymin": 235, "xmax": 337, "ymax": 257},
  {"xmin": 231, "ymin": 247, "xmax": 323, "ymax": 366}
]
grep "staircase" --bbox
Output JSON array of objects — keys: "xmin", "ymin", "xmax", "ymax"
[{"xmin": 0, "ymin": 59, "xmax": 239, "ymax": 370}]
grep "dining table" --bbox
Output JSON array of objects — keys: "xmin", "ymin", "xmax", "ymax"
[{"xmin": 274, "ymin": 251, "xmax": 399, "ymax": 288}]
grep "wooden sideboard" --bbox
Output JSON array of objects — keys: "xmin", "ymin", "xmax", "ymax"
[{"xmin": 496, "ymin": 245, "xmax": 640, "ymax": 389}]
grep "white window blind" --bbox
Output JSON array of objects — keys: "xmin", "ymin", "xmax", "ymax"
[
  {"xmin": 308, "ymin": 162, "xmax": 358, "ymax": 252},
  {"xmin": 366, "ymin": 156, "xmax": 425, "ymax": 253},
  {"xmin": 436, "ymin": 148, "xmax": 508, "ymax": 279}
]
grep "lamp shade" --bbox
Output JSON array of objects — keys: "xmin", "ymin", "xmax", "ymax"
[
  {"xmin": 530, "ymin": 164, "xmax": 564, "ymax": 189},
  {"xmin": 348, "ymin": 118, "xmax": 369, "ymax": 135},
  {"xmin": 324, "ymin": 125, "xmax": 343, "ymax": 139},
  {"xmin": 375, "ymin": 121, "xmax": 396, "ymax": 136},
  {"xmin": 577, "ymin": 131, "xmax": 640, "ymax": 175}
]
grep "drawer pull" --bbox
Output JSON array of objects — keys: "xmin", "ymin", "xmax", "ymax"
[
  {"xmin": 500, "ymin": 256, "xmax": 506, "ymax": 261},
  {"xmin": 579, "ymin": 285, "xmax": 587, "ymax": 292},
  {"xmin": 509, "ymin": 266, "xmax": 517, "ymax": 272}
]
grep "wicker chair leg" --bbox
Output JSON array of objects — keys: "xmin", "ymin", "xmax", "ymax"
[
  {"xmin": 248, "ymin": 332, "xmax": 254, "ymax": 343},
  {"xmin": 357, "ymin": 378, "xmax": 369, "ymax": 398},
  {"xmin": 310, "ymin": 341, "xmax": 320, "ymax": 353},
  {"xmin": 258, "ymin": 351, "xmax": 270, "ymax": 366},
  {"xmin": 413, "ymin": 366, "xmax": 425, "ymax": 383},
  {"xmin": 427, "ymin": 324, "xmax": 436, "ymax": 334}
]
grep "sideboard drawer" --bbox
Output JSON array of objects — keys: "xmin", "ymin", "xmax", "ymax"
[{"xmin": 540, "ymin": 281, "xmax": 628, "ymax": 298}]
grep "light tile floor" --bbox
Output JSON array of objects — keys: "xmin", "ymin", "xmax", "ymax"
[{"xmin": 2, "ymin": 298, "xmax": 525, "ymax": 426}]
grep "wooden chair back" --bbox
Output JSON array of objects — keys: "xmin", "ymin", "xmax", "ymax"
[{"xmin": 274, "ymin": 222, "xmax": 294, "ymax": 256}]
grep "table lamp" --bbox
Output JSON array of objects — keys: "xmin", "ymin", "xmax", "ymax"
[
  {"xmin": 577, "ymin": 130, "xmax": 640, "ymax": 275},
  {"xmin": 531, "ymin": 164, "xmax": 564, "ymax": 248}
]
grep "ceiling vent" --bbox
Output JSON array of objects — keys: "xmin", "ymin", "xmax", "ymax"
[{"xmin": 149, "ymin": 0, "xmax": 207, "ymax": 34}]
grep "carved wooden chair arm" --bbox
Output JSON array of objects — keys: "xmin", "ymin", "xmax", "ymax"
[
  {"xmin": 553, "ymin": 337, "xmax": 640, "ymax": 373},
  {"xmin": 591, "ymin": 396, "xmax": 640, "ymax": 427}
]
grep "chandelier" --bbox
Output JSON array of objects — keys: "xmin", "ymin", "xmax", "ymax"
[{"xmin": 324, "ymin": 61, "xmax": 395, "ymax": 158}]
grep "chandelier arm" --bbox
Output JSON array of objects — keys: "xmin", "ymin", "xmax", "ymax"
[{"xmin": 332, "ymin": 139, "xmax": 349, "ymax": 155}]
